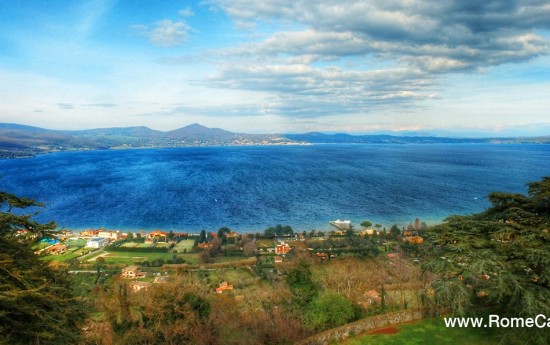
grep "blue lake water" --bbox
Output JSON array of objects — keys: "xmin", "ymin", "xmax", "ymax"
[{"xmin": 0, "ymin": 144, "xmax": 549, "ymax": 232}]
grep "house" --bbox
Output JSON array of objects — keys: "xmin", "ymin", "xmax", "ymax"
[
  {"xmin": 226, "ymin": 232, "xmax": 239, "ymax": 239},
  {"xmin": 215, "ymin": 281, "xmax": 234, "ymax": 294},
  {"xmin": 364, "ymin": 290, "xmax": 382, "ymax": 305},
  {"xmin": 47, "ymin": 243, "xmax": 67, "ymax": 255},
  {"xmin": 121, "ymin": 265, "xmax": 141, "ymax": 279},
  {"xmin": 129, "ymin": 281, "xmax": 151, "ymax": 293},
  {"xmin": 149, "ymin": 230, "xmax": 168, "ymax": 239},
  {"xmin": 86, "ymin": 238, "xmax": 108, "ymax": 248},
  {"xmin": 274, "ymin": 256, "xmax": 283, "ymax": 263},
  {"xmin": 198, "ymin": 242, "xmax": 213, "ymax": 249},
  {"xmin": 80, "ymin": 229, "xmax": 100, "ymax": 237},
  {"xmin": 316, "ymin": 252, "xmax": 328, "ymax": 260},
  {"xmin": 275, "ymin": 241, "xmax": 291, "ymax": 255},
  {"xmin": 98, "ymin": 231, "xmax": 119, "ymax": 240}
]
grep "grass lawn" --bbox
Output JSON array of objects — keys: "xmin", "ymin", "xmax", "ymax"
[
  {"xmin": 342, "ymin": 317, "xmax": 501, "ymax": 345},
  {"xmin": 43, "ymin": 247, "xmax": 90, "ymax": 262},
  {"xmin": 206, "ymin": 268, "xmax": 256, "ymax": 284},
  {"xmin": 173, "ymin": 240, "xmax": 195, "ymax": 252},
  {"xmin": 86, "ymin": 251, "xmax": 175, "ymax": 264},
  {"xmin": 255, "ymin": 239, "xmax": 276, "ymax": 248},
  {"xmin": 65, "ymin": 239, "xmax": 87, "ymax": 247},
  {"xmin": 120, "ymin": 242, "xmax": 138, "ymax": 248}
]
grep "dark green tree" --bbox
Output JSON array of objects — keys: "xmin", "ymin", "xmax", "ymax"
[
  {"xmin": 390, "ymin": 224, "xmax": 401, "ymax": 238},
  {"xmin": 286, "ymin": 260, "xmax": 318, "ymax": 306},
  {"xmin": 199, "ymin": 229, "xmax": 206, "ymax": 243},
  {"xmin": 0, "ymin": 192, "xmax": 85, "ymax": 344},
  {"xmin": 360, "ymin": 220, "xmax": 372, "ymax": 228},
  {"xmin": 167, "ymin": 230, "xmax": 175, "ymax": 241},
  {"xmin": 217, "ymin": 227, "xmax": 230, "ymax": 244},
  {"xmin": 423, "ymin": 178, "xmax": 550, "ymax": 344}
]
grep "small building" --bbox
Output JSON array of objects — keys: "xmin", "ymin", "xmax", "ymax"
[
  {"xmin": 226, "ymin": 232, "xmax": 239, "ymax": 239},
  {"xmin": 98, "ymin": 231, "xmax": 119, "ymax": 240},
  {"xmin": 364, "ymin": 290, "xmax": 382, "ymax": 305},
  {"xmin": 274, "ymin": 256, "xmax": 283, "ymax": 264},
  {"xmin": 316, "ymin": 252, "xmax": 328, "ymax": 260},
  {"xmin": 215, "ymin": 281, "xmax": 234, "ymax": 294},
  {"xmin": 149, "ymin": 230, "xmax": 168, "ymax": 239},
  {"xmin": 47, "ymin": 243, "xmax": 67, "ymax": 255},
  {"xmin": 387, "ymin": 252, "xmax": 401, "ymax": 259},
  {"xmin": 275, "ymin": 242, "xmax": 291, "ymax": 255},
  {"xmin": 86, "ymin": 238, "xmax": 108, "ymax": 248},
  {"xmin": 81, "ymin": 229, "xmax": 100, "ymax": 237},
  {"xmin": 129, "ymin": 281, "xmax": 151, "ymax": 293},
  {"xmin": 197, "ymin": 242, "xmax": 213, "ymax": 249},
  {"xmin": 121, "ymin": 265, "xmax": 141, "ymax": 279}
]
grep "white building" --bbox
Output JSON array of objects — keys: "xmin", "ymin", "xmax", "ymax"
[{"xmin": 86, "ymin": 237, "xmax": 108, "ymax": 248}]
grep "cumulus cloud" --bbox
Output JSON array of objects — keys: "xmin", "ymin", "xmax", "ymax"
[
  {"xmin": 196, "ymin": 0, "xmax": 550, "ymax": 118},
  {"xmin": 137, "ymin": 20, "xmax": 191, "ymax": 46},
  {"xmin": 202, "ymin": 63, "xmax": 436, "ymax": 117},
  {"xmin": 132, "ymin": 8, "xmax": 195, "ymax": 47},
  {"xmin": 208, "ymin": 0, "xmax": 550, "ymax": 71}
]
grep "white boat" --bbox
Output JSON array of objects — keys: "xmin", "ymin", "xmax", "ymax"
[{"xmin": 329, "ymin": 219, "xmax": 351, "ymax": 230}]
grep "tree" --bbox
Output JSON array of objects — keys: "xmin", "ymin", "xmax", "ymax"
[
  {"xmin": 303, "ymin": 293, "xmax": 354, "ymax": 330},
  {"xmin": 423, "ymin": 178, "xmax": 550, "ymax": 344},
  {"xmin": 167, "ymin": 230, "xmax": 175, "ymax": 241},
  {"xmin": 217, "ymin": 227, "xmax": 230, "ymax": 244},
  {"xmin": 286, "ymin": 260, "xmax": 318, "ymax": 306},
  {"xmin": 390, "ymin": 224, "xmax": 401, "ymax": 238},
  {"xmin": 0, "ymin": 191, "xmax": 85, "ymax": 344},
  {"xmin": 242, "ymin": 240, "xmax": 257, "ymax": 257},
  {"xmin": 264, "ymin": 227, "xmax": 275, "ymax": 238},
  {"xmin": 199, "ymin": 229, "xmax": 206, "ymax": 243},
  {"xmin": 360, "ymin": 220, "xmax": 372, "ymax": 229}
]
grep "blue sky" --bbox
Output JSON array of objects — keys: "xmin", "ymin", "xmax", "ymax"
[{"xmin": 1, "ymin": 0, "xmax": 549, "ymax": 136}]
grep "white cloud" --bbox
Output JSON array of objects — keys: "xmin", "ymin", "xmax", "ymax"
[
  {"xmin": 178, "ymin": 7, "xmax": 194, "ymax": 17},
  {"xmin": 133, "ymin": 18, "xmax": 192, "ymax": 47}
]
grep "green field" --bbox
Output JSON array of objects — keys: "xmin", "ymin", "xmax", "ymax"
[
  {"xmin": 120, "ymin": 242, "xmax": 138, "ymax": 248},
  {"xmin": 65, "ymin": 238, "xmax": 87, "ymax": 247},
  {"xmin": 343, "ymin": 318, "xmax": 501, "ymax": 345},
  {"xmin": 85, "ymin": 250, "xmax": 201, "ymax": 265},
  {"xmin": 173, "ymin": 240, "xmax": 195, "ymax": 252},
  {"xmin": 255, "ymin": 239, "xmax": 276, "ymax": 248},
  {"xmin": 43, "ymin": 247, "xmax": 90, "ymax": 262}
]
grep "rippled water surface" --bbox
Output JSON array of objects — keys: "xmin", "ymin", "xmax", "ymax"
[{"xmin": 1, "ymin": 144, "xmax": 549, "ymax": 232}]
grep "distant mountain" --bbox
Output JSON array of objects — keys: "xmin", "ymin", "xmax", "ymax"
[
  {"xmin": 166, "ymin": 123, "xmax": 236, "ymax": 140},
  {"xmin": 0, "ymin": 122, "xmax": 548, "ymax": 159}
]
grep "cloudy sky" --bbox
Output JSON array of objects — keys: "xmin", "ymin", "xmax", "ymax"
[{"xmin": 1, "ymin": 0, "xmax": 549, "ymax": 136}]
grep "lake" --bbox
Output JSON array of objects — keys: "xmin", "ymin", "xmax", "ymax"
[{"xmin": 1, "ymin": 144, "xmax": 549, "ymax": 232}]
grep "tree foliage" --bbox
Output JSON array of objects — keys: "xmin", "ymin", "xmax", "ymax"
[
  {"xmin": 286, "ymin": 260, "xmax": 318, "ymax": 306},
  {"xmin": 0, "ymin": 192, "xmax": 84, "ymax": 345},
  {"xmin": 423, "ymin": 177, "xmax": 550, "ymax": 344},
  {"xmin": 303, "ymin": 292, "xmax": 354, "ymax": 330}
]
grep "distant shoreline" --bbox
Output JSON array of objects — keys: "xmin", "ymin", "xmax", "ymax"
[{"xmin": 2, "ymin": 122, "xmax": 548, "ymax": 159}]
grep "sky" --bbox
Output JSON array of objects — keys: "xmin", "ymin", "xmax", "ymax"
[{"xmin": 0, "ymin": 0, "xmax": 549, "ymax": 136}]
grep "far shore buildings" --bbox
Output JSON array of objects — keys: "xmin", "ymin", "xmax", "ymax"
[{"xmin": 86, "ymin": 237, "xmax": 108, "ymax": 248}]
